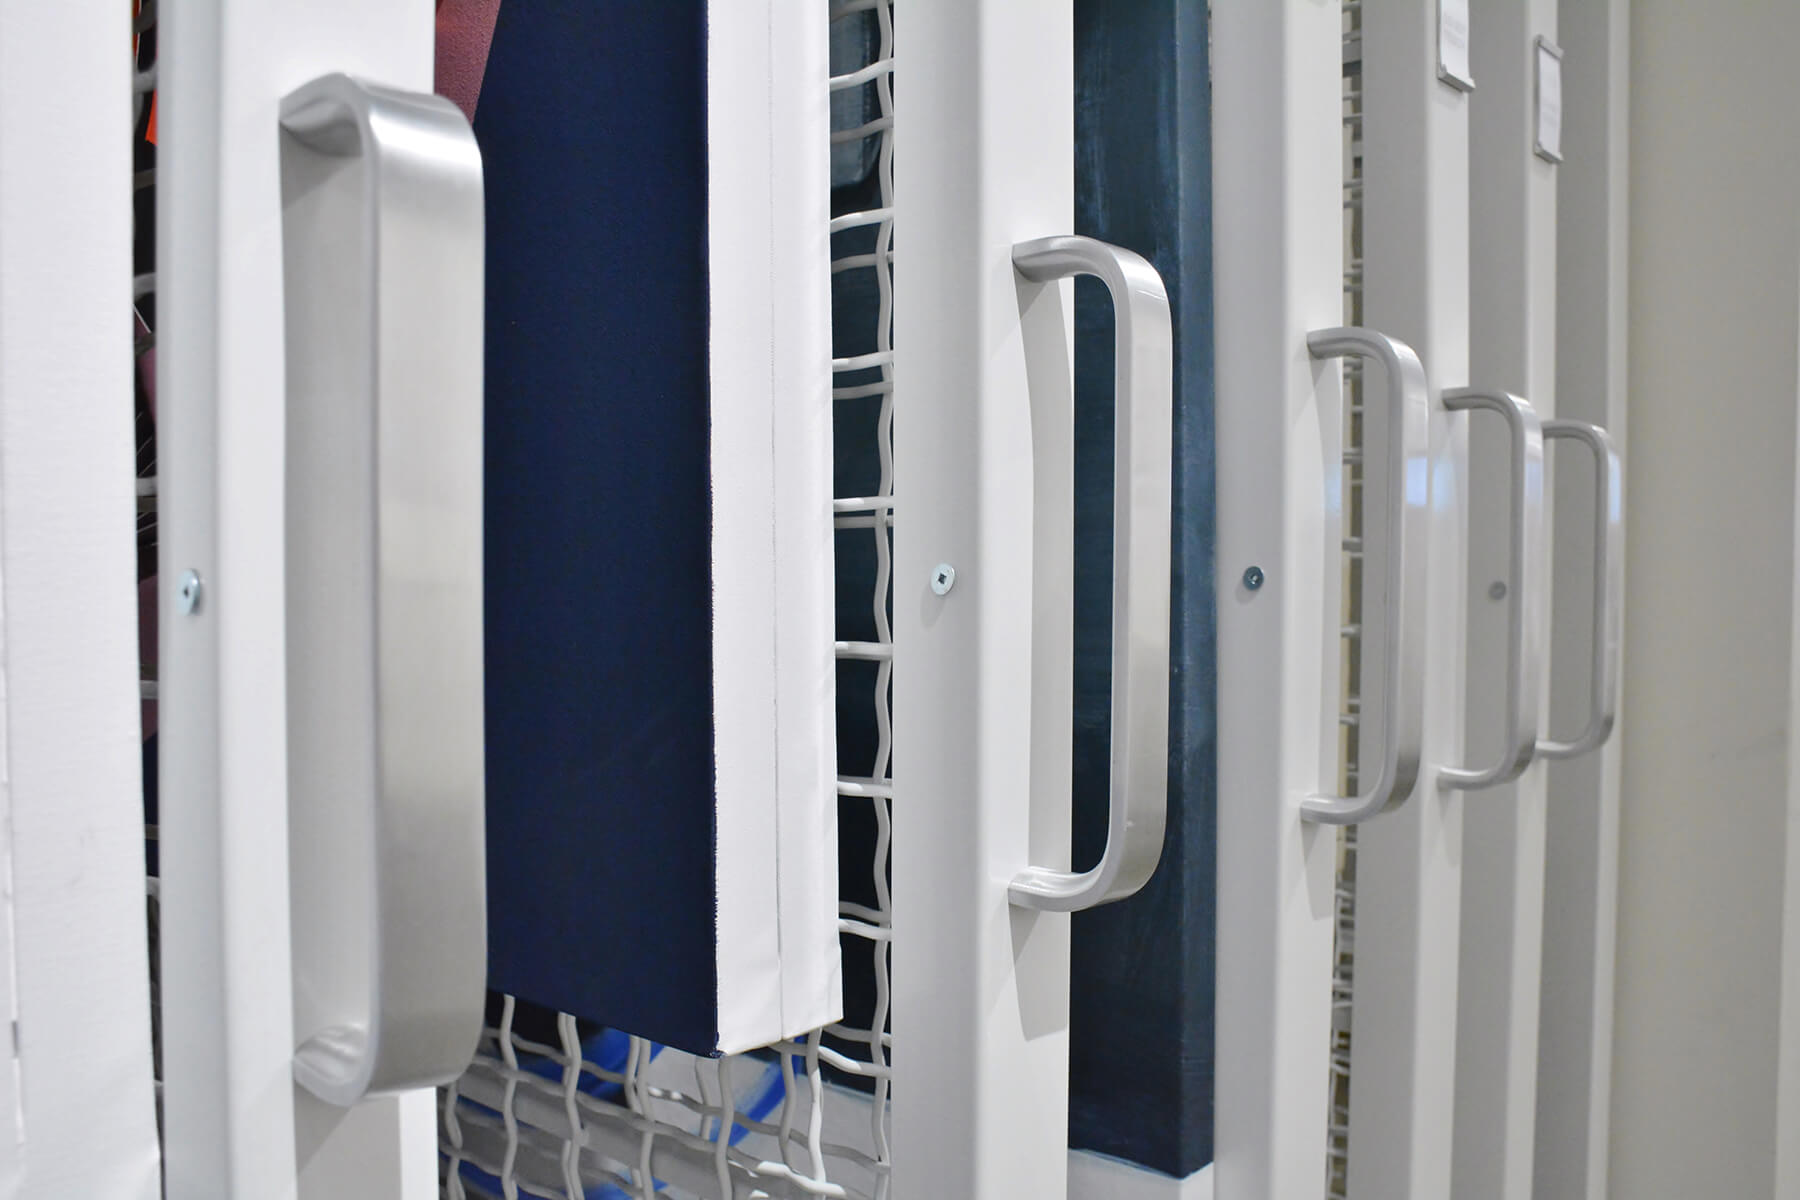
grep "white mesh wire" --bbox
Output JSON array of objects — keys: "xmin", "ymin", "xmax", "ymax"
[{"xmin": 441, "ymin": 5, "xmax": 895, "ymax": 1197}]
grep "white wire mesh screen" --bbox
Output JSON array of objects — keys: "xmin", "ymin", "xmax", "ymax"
[{"xmin": 439, "ymin": 3, "xmax": 895, "ymax": 1196}]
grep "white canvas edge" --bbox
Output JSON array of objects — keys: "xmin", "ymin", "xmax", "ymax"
[
  {"xmin": 768, "ymin": 0, "xmax": 843, "ymax": 1041},
  {"xmin": 707, "ymin": 0, "xmax": 786, "ymax": 1052},
  {"xmin": 708, "ymin": 0, "xmax": 840, "ymax": 1053}
]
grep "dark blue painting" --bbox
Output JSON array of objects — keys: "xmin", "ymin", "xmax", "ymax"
[
  {"xmin": 475, "ymin": 1, "xmax": 721, "ymax": 1055},
  {"xmin": 1069, "ymin": 0, "xmax": 1216, "ymax": 1177}
]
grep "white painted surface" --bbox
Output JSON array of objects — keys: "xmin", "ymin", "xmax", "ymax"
[
  {"xmin": 1348, "ymin": 3, "xmax": 1471, "ymax": 1196},
  {"xmin": 1209, "ymin": 4, "xmax": 1345, "ymax": 1198},
  {"xmin": 892, "ymin": 1, "xmax": 1075, "ymax": 1195},
  {"xmin": 1534, "ymin": 3, "xmax": 1628, "ymax": 1197},
  {"xmin": 1534, "ymin": 39, "xmax": 1563, "ymax": 162},
  {"xmin": 1455, "ymin": 3, "xmax": 1558, "ymax": 1197},
  {"xmin": 0, "ymin": 591, "xmax": 17, "ymax": 1200},
  {"xmin": 159, "ymin": 1, "xmax": 440, "ymax": 1195},
  {"xmin": 1438, "ymin": 0, "xmax": 1475, "ymax": 90},
  {"xmin": 1613, "ymin": 4, "xmax": 1800, "ymax": 1196},
  {"xmin": 1069, "ymin": 1151, "xmax": 1213, "ymax": 1200},
  {"xmin": 0, "ymin": 4, "xmax": 162, "ymax": 1196},
  {"xmin": 295, "ymin": 1088, "xmax": 436, "ymax": 1200}
]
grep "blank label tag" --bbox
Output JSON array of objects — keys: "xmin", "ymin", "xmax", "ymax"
[
  {"xmin": 1536, "ymin": 38, "xmax": 1564, "ymax": 162},
  {"xmin": 1438, "ymin": 0, "xmax": 1474, "ymax": 91}
]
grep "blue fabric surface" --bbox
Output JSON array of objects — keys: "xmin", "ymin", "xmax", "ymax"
[{"xmin": 476, "ymin": 0, "xmax": 722, "ymax": 1055}]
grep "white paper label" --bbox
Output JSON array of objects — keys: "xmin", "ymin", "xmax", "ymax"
[
  {"xmin": 1438, "ymin": 0, "xmax": 1474, "ymax": 89},
  {"xmin": 1536, "ymin": 40, "xmax": 1564, "ymax": 162}
]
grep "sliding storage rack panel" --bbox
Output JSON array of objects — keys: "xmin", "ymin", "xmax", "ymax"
[{"xmin": 437, "ymin": 4, "xmax": 896, "ymax": 1197}]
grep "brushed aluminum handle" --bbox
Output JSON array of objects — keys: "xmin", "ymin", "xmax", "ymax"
[
  {"xmin": 1007, "ymin": 235, "xmax": 1172, "ymax": 911},
  {"xmin": 1439, "ymin": 387, "xmax": 1547, "ymax": 790},
  {"xmin": 280, "ymin": 73, "xmax": 487, "ymax": 1105},
  {"xmin": 1537, "ymin": 420, "xmax": 1622, "ymax": 760},
  {"xmin": 1301, "ymin": 327, "xmax": 1430, "ymax": 824}
]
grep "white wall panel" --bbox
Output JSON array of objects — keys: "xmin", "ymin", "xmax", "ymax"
[
  {"xmin": 1534, "ymin": 3, "xmax": 1628, "ymax": 1197},
  {"xmin": 892, "ymin": 2, "xmax": 1077, "ymax": 1196},
  {"xmin": 1210, "ymin": 3, "xmax": 1346, "ymax": 1197},
  {"xmin": 1455, "ymin": 2, "xmax": 1559, "ymax": 1196},
  {"xmin": 1614, "ymin": 4, "xmax": 1800, "ymax": 1196},
  {"xmin": 1347, "ymin": 2, "xmax": 1471, "ymax": 1194},
  {"xmin": 0, "ymin": 3, "xmax": 162, "ymax": 1194}
]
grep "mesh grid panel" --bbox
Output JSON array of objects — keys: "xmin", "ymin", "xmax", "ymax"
[{"xmin": 440, "ymin": 4, "xmax": 895, "ymax": 1196}]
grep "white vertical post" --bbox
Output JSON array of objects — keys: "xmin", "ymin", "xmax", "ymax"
[
  {"xmin": 159, "ymin": 2, "xmax": 440, "ymax": 1196},
  {"xmin": 1613, "ymin": 6, "xmax": 1800, "ymax": 1196},
  {"xmin": 0, "ymin": 4, "xmax": 162, "ymax": 1196},
  {"xmin": 1210, "ymin": 3, "xmax": 1344, "ymax": 1197},
  {"xmin": 1534, "ymin": 2, "xmax": 1626, "ymax": 1197},
  {"xmin": 892, "ymin": 1, "xmax": 1076, "ymax": 1196},
  {"xmin": 1454, "ymin": 3, "xmax": 1559, "ymax": 1198},
  {"xmin": 1348, "ymin": 3, "xmax": 1470, "ymax": 1197}
]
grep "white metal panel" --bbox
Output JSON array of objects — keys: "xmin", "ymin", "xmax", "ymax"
[
  {"xmin": 440, "ymin": 5, "xmax": 891, "ymax": 1192},
  {"xmin": 1534, "ymin": 2, "xmax": 1627, "ymax": 1197},
  {"xmin": 1613, "ymin": 5, "xmax": 1800, "ymax": 1196},
  {"xmin": 0, "ymin": 5, "xmax": 162, "ymax": 1196},
  {"xmin": 1454, "ymin": 3, "xmax": 1558, "ymax": 1197},
  {"xmin": 0, "ymin": 605, "xmax": 18, "ymax": 1200},
  {"xmin": 1069, "ymin": 1152, "xmax": 1213, "ymax": 1200},
  {"xmin": 1783, "ymin": 312, "xmax": 1800, "ymax": 1197},
  {"xmin": 892, "ymin": 0, "xmax": 1076, "ymax": 1195},
  {"xmin": 158, "ymin": 1, "xmax": 440, "ymax": 1195},
  {"xmin": 1210, "ymin": 3, "xmax": 1344, "ymax": 1197},
  {"xmin": 296, "ymin": 1089, "xmax": 437, "ymax": 1198},
  {"xmin": 1347, "ymin": 2, "xmax": 1471, "ymax": 1196}
]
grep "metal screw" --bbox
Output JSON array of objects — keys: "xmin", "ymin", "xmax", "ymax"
[
  {"xmin": 930, "ymin": 563, "xmax": 957, "ymax": 596},
  {"xmin": 177, "ymin": 569, "xmax": 204, "ymax": 615},
  {"xmin": 1489, "ymin": 580, "xmax": 1507, "ymax": 601},
  {"xmin": 1242, "ymin": 565, "xmax": 1265, "ymax": 591}
]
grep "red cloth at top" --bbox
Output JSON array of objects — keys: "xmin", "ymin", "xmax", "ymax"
[{"xmin": 435, "ymin": 0, "xmax": 505, "ymax": 124}]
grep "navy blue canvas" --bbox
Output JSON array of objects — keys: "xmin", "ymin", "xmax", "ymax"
[
  {"xmin": 475, "ymin": 0, "xmax": 721, "ymax": 1055},
  {"xmin": 1069, "ymin": 0, "xmax": 1217, "ymax": 1176}
]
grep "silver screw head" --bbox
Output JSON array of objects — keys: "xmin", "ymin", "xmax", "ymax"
[
  {"xmin": 177, "ymin": 569, "xmax": 204, "ymax": 615},
  {"xmin": 930, "ymin": 563, "xmax": 957, "ymax": 596},
  {"xmin": 1489, "ymin": 580, "xmax": 1508, "ymax": 601},
  {"xmin": 1243, "ymin": 565, "xmax": 1265, "ymax": 591}
]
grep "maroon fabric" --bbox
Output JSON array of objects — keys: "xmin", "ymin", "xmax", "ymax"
[{"xmin": 435, "ymin": 0, "xmax": 505, "ymax": 123}]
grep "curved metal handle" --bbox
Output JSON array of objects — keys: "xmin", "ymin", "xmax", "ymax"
[
  {"xmin": 1439, "ymin": 388, "xmax": 1547, "ymax": 790},
  {"xmin": 1006, "ymin": 236, "xmax": 1171, "ymax": 911},
  {"xmin": 280, "ymin": 73, "xmax": 487, "ymax": 1105},
  {"xmin": 1538, "ymin": 420, "xmax": 1622, "ymax": 759},
  {"xmin": 1302, "ymin": 328, "xmax": 1430, "ymax": 824}
]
